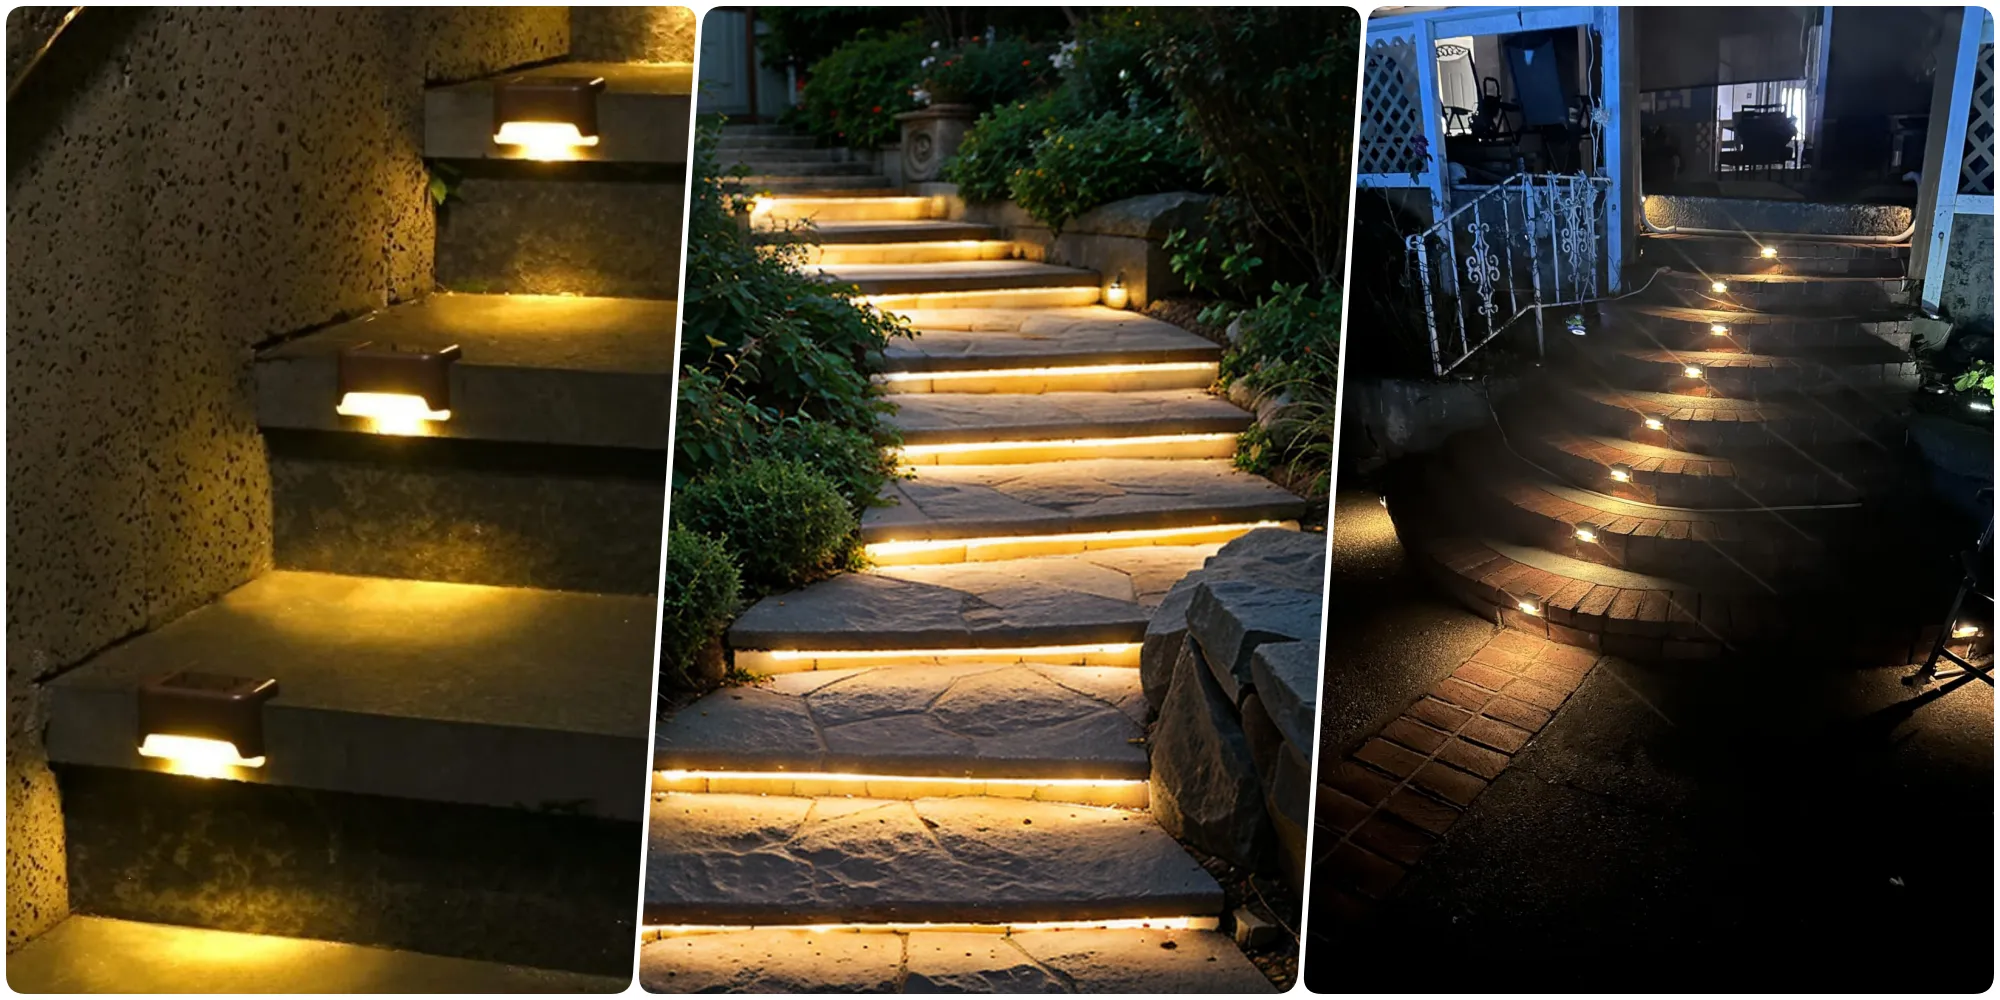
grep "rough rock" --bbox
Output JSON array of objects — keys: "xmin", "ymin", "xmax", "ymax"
[
  {"xmin": 1267, "ymin": 741, "xmax": 1312, "ymax": 891},
  {"xmin": 1187, "ymin": 579, "xmax": 1324, "ymax": 705},
  {"xmin": 1146, "ymin": 637, "xmax": 1277, "ymax": 871},
  {"xmin": 1141, "ymin": 528, "xmax": 1327, "ymax": 711},
  {"xmin": 1251, "ymin": 640, "xmax": 1319, "ymax": 753}
]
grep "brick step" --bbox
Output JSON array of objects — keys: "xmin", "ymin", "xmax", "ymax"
[
  {"xmin": 1603, "ymin": 302, "xmax": 1943, "ymax": 354},
  {"xmin": 256, "ymin": 292, "xmax": 672, "ymax": 449},
  {"xmin": 758, "ymin": 195, "xmax": 940, "ymax": 224},
  {"xmin": 818, "ymin": 260, "xmax": 1101, "ymax": 297},
  {"xmin": 638, "ymin": 926, "xmax": 1274, "ymax": 993},
  {"xmin": 653, "ymin": 661, "xmax": 1150, "ymax": 792},
  {"xmin": 886, "ymin": 306, "xmax": 1220, "ymax": 372},
  {"xmin": 1571, "ymin": 342, "xmax": 1918, "ymax": 396},
  {"xmin": 739, "ymin": 176, "xmax": 899, "ymax": 194},
  {"xmin": 1506, "ymin": 424, "xmax": 1891, "ymax": 507},
  {"xmin": 7, "ymin": 916, "xmax": 626, "ymax": 993},
  {"xmin": 889, "ymin": 389, "xmax": 1250, "ymax": 464},
  {"xmin": 1385, "ymin": 481, "xmax": 1946, "ymax": 663},
  {"xmin": 1651, "ymin": 269, "xmax": 1912, "ymax": 313},
  {"xmin": 46, "ymin": 570, "xmax": 652, "ymax": 817},
  {"xmin": 1637, "ymin": 232, "xmax": 1908, "ymax": 278},
  {"xmin": 862, "ymin": 458, "xmax": 1305, "ymax": 558},
  {"xmin": 726, "ymin": 542, "xmax": 1226, "ymax": 668},
  {"xmin": 425, "ymin": 61, "xmax": 692, "ymax": 164},
  {"xmin": 642, "ymin": 793, "xmax": 1222, "ymax": 925},
  {"xmin": 788, "ymin": 219, "xmax": 1001, "ymax": 244},
  {"xmin": 805, "ymin": 240, "xmax": 1021, "ymax": 266},
  {"xmin": 1554, "ymin": 383, "xmax": 1907, "ymax": 453}
]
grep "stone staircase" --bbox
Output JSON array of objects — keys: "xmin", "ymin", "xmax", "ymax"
[
  {"xmin": 638, "ymin": 167, "xmax": 1300, "ymax": 991},
  {"xmin": 1387, "ymin": 216, "xmax": 1959, "ymax": 663},
  {"xmin": 12, "ymin": 15, "xmax": 691, "ymax": 992},
  {"xmin": 715, "ymin": 123, "xmax": 896, "ymax": 195}
]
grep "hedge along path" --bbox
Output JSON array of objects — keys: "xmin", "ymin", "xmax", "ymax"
[{"xmin": 637, "ymin": 123, "xmax": 1311, "ymax": 991}]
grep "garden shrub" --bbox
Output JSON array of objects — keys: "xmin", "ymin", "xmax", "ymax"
[
  {"xmin": 919, "ymin": 36, "xmax": 1052, "ymax": 108},
  {"xmin": 796, "ymin": 30, "xmax": 927, "ymax": 148},
  {"xmin": 1222, "ymin": 281, "xmax": 1342, "ymax": 393},
  {"xmin": 659, "ymin": 528, "xmax": 741, "ymax": 689},
  {"xmin": 1059, "ymin": 10, "xmax": 1173, "ymax": 116},
  {"xmin": 1008, "ymin": 110, "xmax": 1206, "ymax": 233},
  {"xmin": 944, "ymin": 90, "xmax": 1084, "ymax": 202},
  {"xmin": 672, "ymin": 458, "xmax": 858, "ymax": 595}
]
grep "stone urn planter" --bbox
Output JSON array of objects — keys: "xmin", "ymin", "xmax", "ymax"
[{"xmin": 894, "ymin": 103, "xmax": 976, "ymax": 183}]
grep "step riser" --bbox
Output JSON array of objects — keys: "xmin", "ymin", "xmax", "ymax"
[
  {"xmin": 1609, "ymin": 317, "xmax": 1918, "ymax": 354},
  {"xmin": 1508, "ymin": 432, "xmax": 1867, "ymax": 508},
  {"xmin": 734, "ymin": 646, "xmax": 1142, "ymax": 674},
  {"xmin": 801, "ymin": 223, "xmax": 1003, "ymax": 245},
  {"xmin": 715, "ymin": 148, "xmax": 846, "ymax": 162},
  {"xmin": 438, "ymin": 175, "xmax": 684, "ymax": 298},
  {"xmin": 760, "ymin": 198, "xmax": 938, "ymax": 223},
  {"xmin": 806, "ymin": 242, "xmax": 1019, "ymax": 266},
  {"xmin": 740, "ymin": 177, "xmax": 898, "ymax": 195},
  {"xmin": 718, "ymin": 158, "xmax": 867, "ymax": 173},
  {"xmin": 866, "ymin": 520, "xmax": 1290, "ymax": 566},
  {"xmin": 655, "ymin": 772, "xmax": 1149, "ymax": 809},
  {"xmin": 867, "ymin": 287, "xmax": 1105, "ymax": 311},
  {"xmin": 898, "ymin": 435, "xmax": 1239, "ymax": 465},
  {"xmin": 1652, "ymin": 275, "xmax": 1911, "ymax": 313},
  {"xmin": 1577, "ymin": 351, "xmax": 1919, "ymax": 396},
  {"xmin": 1558, "ymin": 391, "xmax": 1900, "ymax": 453},
  {"xmin": 56, "ymin": 766, "xmax": 640, "ymax": 978},
  {"xmin": 268, "ymin": 440, "xmax": 665, "ymax": 594},
  {"xmin": 879, "ymin": 365, "xmax": 1217, "ymax": 395},
  {"xmin": 1638, "ymin": 240, "xmax": 1907, "ymax": 278}
]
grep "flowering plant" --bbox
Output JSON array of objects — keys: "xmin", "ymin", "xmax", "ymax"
[{"xmin": 913, "ymin": 34, "xmax": 1050, "ymax": 109}]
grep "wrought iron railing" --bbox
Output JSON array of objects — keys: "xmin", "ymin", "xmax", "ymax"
[{"xmin": 1406, "ymin": 173, "xmax": 1614, "ymax": 377}]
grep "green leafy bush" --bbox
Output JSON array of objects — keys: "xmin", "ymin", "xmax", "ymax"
[
  {"xmin": 673, "ymin": 458, "xmax": 858, "ymax": 595},
  {"xmin": 659, "ymin": 529, "xmax": 742, "ymax": 689},
  {"xmin": 1008, "ymin": 110, "xmax": 1206, "ymax": 233},
  {"xmin": 944, "ymin": 90, "xmax": 1083, "ymax": 201},
  {"xmin": 796, "ymin": 30, "xmax": 927, "ymax": 148},
  {"xmin": 1223, "ymin": 281, "xmax": 1342, "ymax": 393},
  {"xmin": 921, "ymin": 36, "xmax": 1052, "ymax": 107},
  {"xmin": 760, "ymin": 416, "xmax": 902, "ymax": 515},
  {"xmin": 1059, "ymin": 10, "xmax": 1172, "ymax": 116}
]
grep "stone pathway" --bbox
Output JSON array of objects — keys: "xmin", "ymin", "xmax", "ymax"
[{"xmin": 643, "ymin": 125, "xmax": 1308, "ymax": 990}]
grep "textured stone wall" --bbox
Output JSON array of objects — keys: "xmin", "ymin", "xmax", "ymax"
[
  {"xmin": 1943, "ymin": 213, "xmax": 1995, "ymax": 331},
  {"xmin": 571, "ymin": 6, "xmax": 696, "ymax": 64},
  {"xmin": 4, "ymin": 6, "xmax": 566, "ymax": 951}
]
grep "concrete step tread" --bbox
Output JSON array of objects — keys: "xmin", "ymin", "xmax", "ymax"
[
  {"xmin": 1640, "ymin": 232, "xmax": 1911, "ymax": 250},
  {"xmin": 6, "ymin": 916, "xmax": 624, "ymax": 993},
  {"xmin": 426, "ymin": 61, "xmax": 693, "ymax": 163},
  {"xmin": 655, "ymin": 662, "xmax": 1148, "ymax": 778},
  {"xmin": 642, "ymin": 792, "xmax": 1223, "ymax": 924},
  {"xmin": 1514, "ymin": 422, "xmax": 1891, "ymax": 506},
  {"xmin": 46, "ymin": 570, "xmax": 652, "ymax": 818},
  {"xmin": 255, "ymin": 292, "xmax": 672, "ymax": 448},
  {"xmin": 863, "ymin": 459, "xmax": 1305, "ymax": 543},
  {"xmin": 886, "ymin": 307, "xmax": 1219, "ymax": 372},
  {"xmin": 800, "ymin": 219, "xmax": 1002, "ymax": 244},
  {"xmin": 639, "ymin": 926, "xmax": 1273, "ymax": 993},
  {"xmin": 890, "ymin": 389, "xmax": 1251, "ymax": 445},
  {"xmin": 819, "ymin": 260, "xmax": 1102, "ymax": 295},
  {"xmin": 727, "ymin": 543, "xmax": 1225, "ymax": 652}
]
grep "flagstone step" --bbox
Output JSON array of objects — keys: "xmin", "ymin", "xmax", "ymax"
[
  {"xmin": 808, "ymin": 240, "xmax": 1021, "ymax": 266},
  {"xmin": 425, "ymin": 61, "xmax": 693, "ymax": 164},
  {"xmin": 1637, "ymin": 232, "xmax": 1908, "ymax": 277},
  {"xmin": 886, "ymin": 306, "xmax": 1221, "ymax": 372},
  {"xmin": 1605, "ymin": 302, "xmax": 1942, "ymax": 353},
  {"xmin": 759, "ymin": 195, "xmax": 940, "ymax": 224},
  {"xmin": 44, "ymin": 570, "xmax": 653, "ymax": 819},
  {"xmin": 795, "ymin": 219, "xmax": 1003, "ymax": 244},
  {"xmin": 654, "ymin": 662, "xmax": 1149, "ymax": 786},
  {"xmin": 1576, "ymin": 343, "xmax": 1918, "ymax": 395},
  {"xmin": 641, "ymin": 793, "xmax": 1224, "ymax": 925},
  {"xmin": 1554, "ymin": 383, "xmax": 1907, "ymax": 452},
  {"xmin": 891, "ymin": 388, "xmax": 1252, "ymax": 449},
  {"xmin": 818, "ymin": 260, "xmax": 1102, "ymax": 297},
  {"xmin": 6, "ymin": 916, "xmax": 625, "ymax": 994},
  {"xmin": 255, "ymin": 292, "xmax": 673, "ymax": 449},
  {"xmin": 726, "ymin": 543, "xmax": 1224, "ymax": 663},
  {"xmin": 1653, "ymin": 269, "xmax": 1912, "ymax": 313},
  {"xmin": 638, "ymin": 925, "xmax": 1275, "ymax": 993},
  {"xmin": 862, "ymin": 459, "xmax": 1306, "ymax": 549}
]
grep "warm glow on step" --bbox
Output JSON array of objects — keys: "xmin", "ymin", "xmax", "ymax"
[
  {"xmin": 1710, "ymin": 323, "xmax": 1730, "ymax": 336},
  {"xmin": 654, "ymin": 769, "xmax": 1148, "ymax": 807},
  {"xmin": 898, "ymin": 433, "xmax": 1238, "ymax": 465},
  {"xmin": 1643, "ymin": 417, "xmax": 1666, "ymax": 431},
  {"xmin": 1608, "ymin": 464, "xmax": 1632, "ymax": 483},
  {"xmin": 492, "ymin": 121, "xmax": 599, "ymax": 160},
  {"xmin": 878, "ymin": 361, "xmax": 1217, "ymax": 394},
  {"xmin": 644, "ymin": 916, "xmax": 1219, "ymax": 938},
  {"xmin": 335, "ymin": 392, "xmax": 450, "ymax": 436},
  {"xmin": 1573, "ymin": 522, "xmax": 1600, "ymax": 544},
  {"xmin": 1711, "ymin": 280, "xmax": 1729, "ymax": 293},
  {"xmin": 1760, "ymin": 245, "xmax": 1778, "ymax": 258},
  {"xmin": 735, "ymin": 643, "xmax": 1142, "ymax": 674},
  {"xmin": 137, "ymin": 734, "xmax": 265, "ymax": 778},
  {"xmin": 865, "ymin": 521, "xmax": 1286, "ymax": 565},
  {"xmin": 1683, "ymin": 365, "xmax": 1704, "ymax": 379}
]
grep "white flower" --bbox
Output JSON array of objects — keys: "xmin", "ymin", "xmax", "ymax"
[
  {"xmin": 911, "ymin": 87, "xmax": 932, "ymax": 106},
  {"xmin": 921, "ymin": 55, "xmax": 935, "ymax": 68},
  {"xmin": 931, "ymin": 40, "xmax": 941, "ymax": 50},
  {"xmin": 1050, "ymin": 39, "xmax": 1078, "ymax": 71}
]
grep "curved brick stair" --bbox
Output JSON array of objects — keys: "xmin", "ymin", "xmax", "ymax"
[
  {"xmin": 642, "ymin": 186, "xmax": 1295, "ymax": 991},
  {"xmin": 1388, "ymin": 225, "xmax": 1955, "ymax": 663},
  {"xmin": 25, "ymin": 14, "xmax": 692, "ymax": 989}
]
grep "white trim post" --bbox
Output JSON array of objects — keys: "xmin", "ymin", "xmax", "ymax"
[{"xmin": 1914, "ymin": 6, "xmax": 1984, "ymax": 313}]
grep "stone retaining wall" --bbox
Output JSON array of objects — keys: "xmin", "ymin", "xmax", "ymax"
[{"xmin": 1140, "ymin": 529, "xmax": 1328, "ymax": 891}]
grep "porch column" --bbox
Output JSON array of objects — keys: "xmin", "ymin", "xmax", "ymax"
[
  {"xmin": 1600, "ymin": 6, "xmax": 1638, "ymax": 293},
  {"xmin": 1912, "ymin": 5, "xmax": 1984, "ymax": 312}
]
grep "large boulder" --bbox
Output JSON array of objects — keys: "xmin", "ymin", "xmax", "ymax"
[
  {"xmin": 1250, "ymin": 639, "xmax": 1319, "ymax": 754},
  {"xmin": 1187, "ymin": 580, "xmax": 1324, "ymax": 705},
  {"xmin": 1148, "ymin": 636, "xmax": 1278, "ymax": 871},
  {"xmin": 1140, "ymin": 529, "xmax": 1328, "ymax": 712}
]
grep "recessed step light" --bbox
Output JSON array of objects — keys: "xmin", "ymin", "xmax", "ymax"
[
  {"xmin": 733, "ymin": 643, "xmax": 1142, "ymax": 674},
  {"xmin": 865, "ymin": 521, "xmax": 1287, "ymax": 566},
  {"xmin": 654, "ymin": 769, "xmax": 1148, "ymax": 808}
]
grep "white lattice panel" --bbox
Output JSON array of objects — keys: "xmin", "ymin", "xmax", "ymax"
[
  {"xmin": 1360, "ymin": 34, "xmax": 1424, "ymax": 177},
  {"xmin": 1961, "ymin": 42, "xmax": 1994, "ymax": 196}
]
